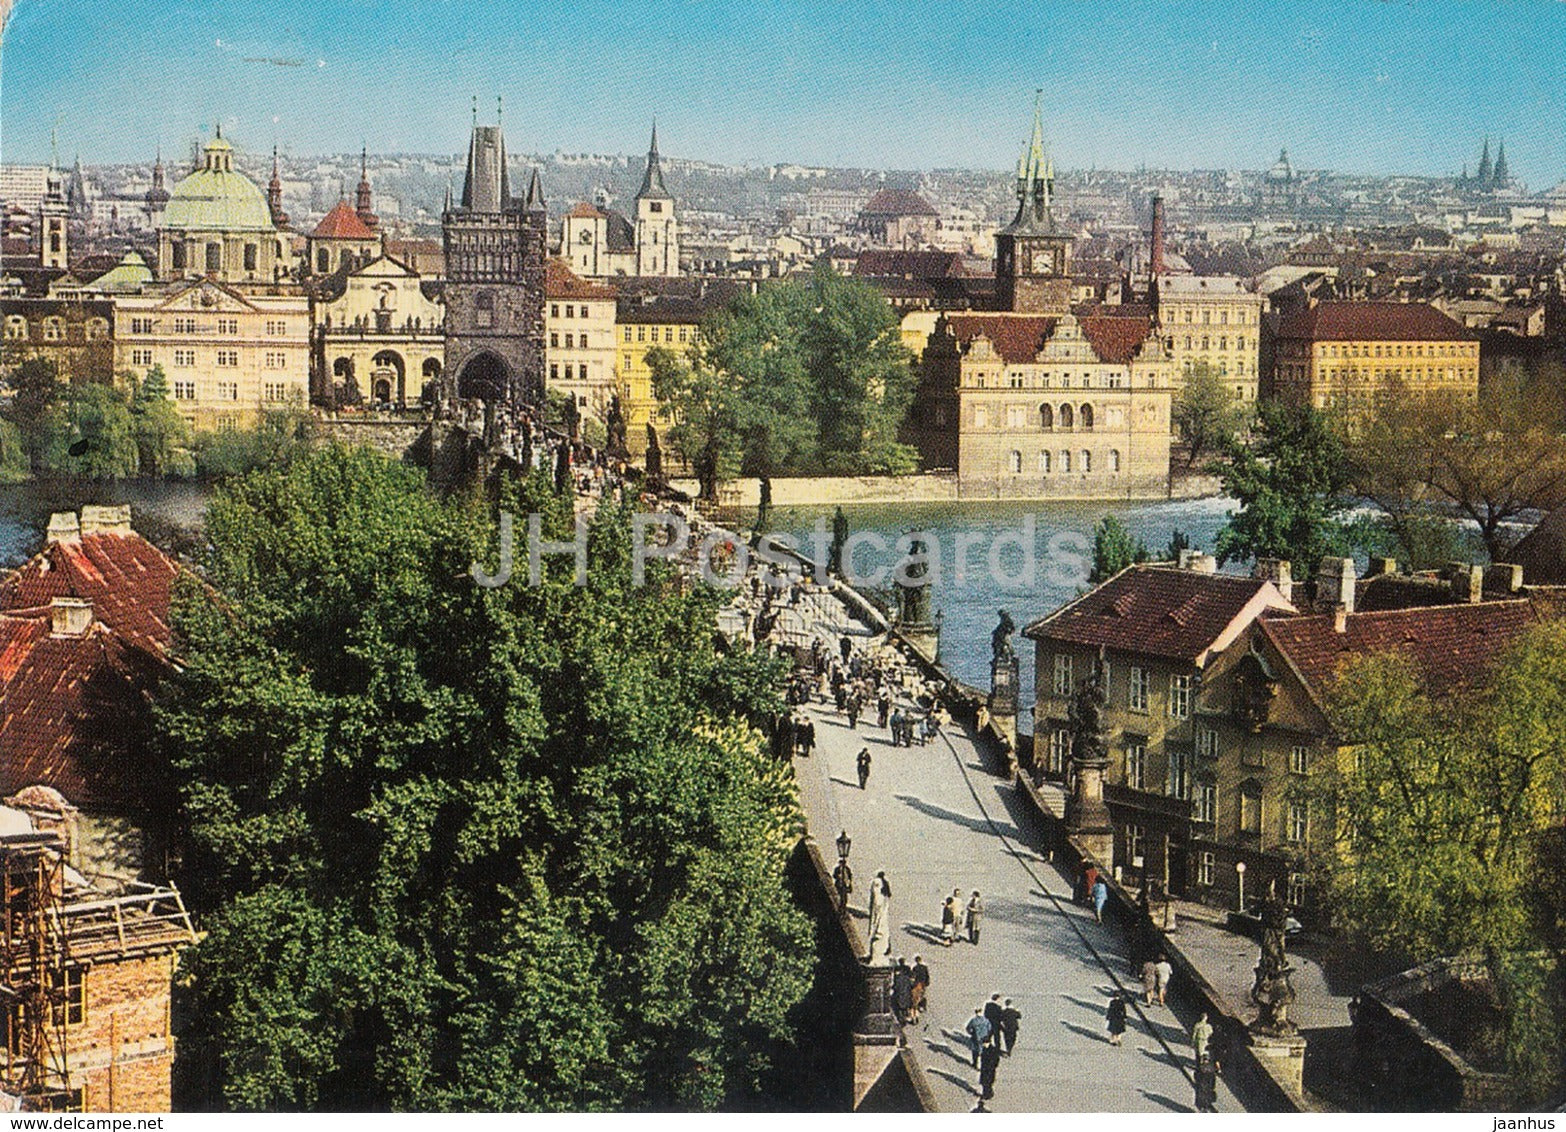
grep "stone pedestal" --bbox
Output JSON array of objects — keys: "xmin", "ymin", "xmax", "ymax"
[
  {"xmin": 1067, "ymin": 755, "xmax": 1115, "ymax": 865},
  {"xmin": 1249, "ymin": 1032, "xmax": 1308, "ymax": 1098},
  {"xmin": 989, "ymin": 652, "xmax": 1019, "ymax": 767},
  {"xmin": 852, "ymin": 962, "xmax": 903, "ymax": 1107}
]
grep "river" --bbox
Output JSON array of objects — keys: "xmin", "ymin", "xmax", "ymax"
[{"xmin": 0, "ymin": 480, "xmax": 1237, "ymax": 731}]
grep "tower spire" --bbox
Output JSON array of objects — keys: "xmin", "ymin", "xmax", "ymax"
[
  {"xmin": 356, "ymin": 143, "xmax": 378, "ymax": 229},
  {"xmin": 266, "ymin": 144, "xmax": 288, "ymax": 228},
  {"xmin": 637, "ymin": 119, "xmax": 670, "ymax": 200}
]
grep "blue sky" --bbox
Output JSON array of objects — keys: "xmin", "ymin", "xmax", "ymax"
[{"xmin": 2, "ymin": 0, "xmax": 1562, "ymax": 187}]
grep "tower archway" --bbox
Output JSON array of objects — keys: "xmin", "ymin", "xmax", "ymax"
[{"xmin": 456, "ymin": 351, "xmax": 509, "ymax": 403}]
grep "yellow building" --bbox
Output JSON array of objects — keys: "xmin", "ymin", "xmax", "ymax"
[
  {"xmin": 614, "ymin": 296, "xmax": 705, "ymax": 454},
  {"xmin": 113, "ymin": 278, "xmax": 309, "ymax": 430},
  {"xmin": 1153, "ymin": 274, "xmax": 1265, "ymax": 401},
  {"xmin": 545, "ymin": 259, "xmax": 618, "ymax": 420},
  {"xmin": 313, "ymin": 254, "xmax": 444, "ymax": 406},
  {"xmin": 1272, "ymin": 301, "xmax": 1478, "ymax": 415}
]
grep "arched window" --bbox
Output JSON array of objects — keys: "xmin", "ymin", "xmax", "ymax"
[
  {"xmin": 1039, "ymin": 403, "xmax": 1054, "ymax": 429},
  {"xmin": 171, "ymin": 242, "xmax": 186, "ymax": 270},
  {"xmin": 4, "ymin": 315, "xmax": 27, "ymax": 341},
  {"xmin": 1110, "ymin": 449, "xmax": 1121, "ymax": 472},
  {"xmin": 1081, "ymin": 449, "xmax": 1092, "ymax": 472},
  {"xmin": 475, "ymin": 292, "xmax": 494, "ymax": 329},
  {"xmin": 1059, "ymin": 403, "xmax": 1074, "ymax": 428},
  {"xmin": 206, "ymin": 243, "xmax": 222, "ymax": 273},
  {"xmin": 1038, "ymin": 450, "xmax": 1051, "ymax": 473},
  {"xmin": 1080, "ymin": 403, "xmax": 1094, "ymax": 429},
  {"xmin": 42, "ymin": 317, "xmax": 64, "ymax": 342},
  {"xmin": 1060, "ymin": 450, "xmax": 1071, "ymax": 473},
  {"xmin": 84, "ymin": 318, "xmax": 108, "ymax": 341},
  {"xmin": 1008, "ymin": 450, "xmax": 1022, "ymax": 474}
]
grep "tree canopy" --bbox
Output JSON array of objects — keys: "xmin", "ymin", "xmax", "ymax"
[
  {"xmin": 1088, "ymin": 515, "xmax": 1150, "ymax": 583},
  {"xmin": 157, "ymin": 445, "xmax": 815, "ymax": 1109},
  {"xmin": 1173, "ymin": 362, "xmax": 1250, "ymax": 469}
]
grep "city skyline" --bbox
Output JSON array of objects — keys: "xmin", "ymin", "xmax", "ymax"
[{"xmin": 2, "ymin": 0, "xmax": 1563, "ymax": 188}]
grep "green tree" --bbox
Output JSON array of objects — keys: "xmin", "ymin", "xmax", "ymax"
[
  {"xmin": 52, "ymin": 382, "xmax": 140, "ymax": 479},
  {"xmin": 194, "ymin": 410, "xmax": 316, "ymax": 480},
  {"xmin": 1213, "ymin": 402, "xmax": 1354, "ymax": 574},
  {"xmin": 1089, "ymin": 515, "xmax": 1149, "ymax": 583},
  {"xmin": 646, "ymin": 341, "xmax": 741, "ymax": 500},
  {"xmin": 1163, "ymin": 529, "xmax": 1192, "ymax": 564},
  {"xmin": 1173, "ymin": 362, "xmax": 1250, "ymax": 468},
  {"xmin": 4, "ymin": 356, "xmax": 63, "ymax": 470},
  {"xmin": 129, "ymin": 366, "xmax": 195, "ymax": 478},
  {"xmin": 157, "ymin": 446, "xmax": 814, "ymax": 1110},
  {"xmin": 0, "ymin": 418, "xmax": 28, "ymax": 483}
]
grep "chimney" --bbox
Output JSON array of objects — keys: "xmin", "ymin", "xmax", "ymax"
[
  {"xmin": 79, "ymin": 504, "xmax": 132, "ymax": 536},
  {"xmin": 1179, "ymin": 549, "xmax": 1216, "ymax": 574},
  {"xmin": 1314, "ymin": 556, "xmax": 1357, "ymax": 615},
  {"xmin": 1333, "ymin": 603, "xmax": 1349, "ymax": 634},
  {"xmin": 49, "ymin": 597, "xmax": 92, "ymax": 638},
  {"xmin": 1484, "ymin": 563, "xmax": 1524, "ymax": 595},
  {"xmin": 1254, "ymin": 558, "xmax": 1293, "ymax": 602},
  {"xmin": 1150, "ymin": 195, "xmax": 1166, "ymax": 277},
  {"xmin": 1367, "ymin": 556, "xmax": 1398, "ymax": 577},
  {"xmin": 1448, "ymin": 561, "xmax": 1484, "ymax": 604},
  {"xmin": 45, "ymin": 511, "xmax": 80, "ymax": 545}
]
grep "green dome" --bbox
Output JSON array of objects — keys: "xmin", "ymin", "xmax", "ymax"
[{"xmin": 162, "ymin": 136, "xmax": 274, "ymax": 232}]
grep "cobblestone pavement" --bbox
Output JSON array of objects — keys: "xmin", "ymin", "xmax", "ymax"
[{"xmin": 794, "ymin": 685, "xmax": 1245, "ymax": 1113}]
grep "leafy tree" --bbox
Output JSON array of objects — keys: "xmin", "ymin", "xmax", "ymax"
[
  {"xmin": 4, "ymin": 356, "xmax": 63, "ymax": 469},
  {"xmin": 129, "ymin": 366, "xmax": 195, "ymax": 478},
  {"xmin": 1089, "ymin": 515, "xmax": 1149, "ymax": 583},
  {"xmin": 194, "ymin": 410, "xmax": 316, "ymax": 480},
  {"xmin": 1213, "ymin": 402, "xmax": 1354, "ymax": 575},
  {"xmin": 1345, "ymin": 386, "xmax": 1566, "ymax": 561},
  {"xmin": 1163, "ymin": 529, "xmax": 1192, "ymax": 564},
  {"xmin": 1173, "ymin": 362, "xmax": 1250, "ymax": 468},
  {"xmin": 54, "ymin": 382, "xmax": 140, "ymax": 479},
  {"xmin": 646, "ymin": 341, "xmax": 740, "ymax": 501},
  {"xmin": 157, "ymin": 446, "xmax": 814, "ymax": 1110},
  {"xmin": 0, "ymin": 418, "xmax": 28, "ymax": 484}
]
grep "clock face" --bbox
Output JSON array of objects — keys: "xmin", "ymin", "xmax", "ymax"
[
  {"xmin": 578, "ymin": 229, "xmax": 594, "ymax": 244},
  {"xmin": 1030, "ymin": 248, "xmax": 1055, "ymax": 275}
]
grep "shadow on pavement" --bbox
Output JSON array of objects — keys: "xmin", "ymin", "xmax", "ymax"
[
  {"xmin": 892, "ymin": 793, "xmax": 1019, "ymax": 839},
  {"xmin": 1138, "ymin": 1088, "xmax": 1193, "ymax": 1113},
  {"xmin": 1060, "ymin": 1018, "xmax": 1112, "ymax": 1045},
  {"xmin": 924, "ymin": 1032, "xmax": 978, "ymax": 1070},
  {"xmin": 925, "ymin": 1066, "xmax": 979, "ymax": 1096}
]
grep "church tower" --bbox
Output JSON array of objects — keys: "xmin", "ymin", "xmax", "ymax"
[
  {"xmin": 145, "ymin": 148, "xmax": 171, "ymax": 228},
  {"xmin": 994, "ymin": 95, "xmax": 1073, "ymax": 315},
  {"xmin": 355, "ymin": 146, "xmax": 378, "ymax": 230},
  {"xmin": 633, "ymin": 123, "xmax": 679, "ymax": 277},
  {"xmin": 267, "ymin": 147, "xmax": 289, "ymax": 229},
  {"xmin": 441, "ymin": 101, "xmax": 547, "ymax": 407},
  {"xmin": 39, "ymin": 160, "xmax": 68, "ymax": 269}
]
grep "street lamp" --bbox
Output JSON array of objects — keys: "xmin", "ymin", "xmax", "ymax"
[
  {"xmin": 836, "ymin": 829, "xmax": 852, "ymax": 862},
  {"xmin": 933, "ymin": 609, "xmax": 944, "ymax": 663},
  {"xmin": 1235, "ymin": 860, "xmax": 1247, "ymax": 913}
]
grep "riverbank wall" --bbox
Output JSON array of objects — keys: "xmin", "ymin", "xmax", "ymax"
[{"xmin": 672, "ymin": 472, "xmax": 1224, "ymax": 508}]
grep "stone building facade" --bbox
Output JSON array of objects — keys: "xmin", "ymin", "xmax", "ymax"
[
  {"xmin": 544, "ymin": 258, "xmax": 618, "ymax": 417},
  {"xmin": 312, "ymin": 254, "xmax": 444, "ymax": 407},
  {"xmin": 155, "ymin": 132, "xmax": 288, "ymax": 286},
  {"xmin": 1152, "ymin": 274, "xmax": 1265, "ymax": 401}
]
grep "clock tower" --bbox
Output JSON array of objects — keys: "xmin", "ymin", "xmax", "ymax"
[{"xmin": 995, "ymin": 95, "xmax": 1074, "ymax": 315}]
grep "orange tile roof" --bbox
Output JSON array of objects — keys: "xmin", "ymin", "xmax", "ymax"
[
  {"xmin": 1275, "ymin": 301, "xmax": 1472, "ymax": 342},
  {"xmin": 311, "ymin": 199, "xmax": 376, "ymax": 240},
  {"xmin": 943, "ymin": 312, "xmax": 1154, "ymax": 366},
  {"xmin": 545, "ymin": 258, "xmax": 616, "ymax": 301}
]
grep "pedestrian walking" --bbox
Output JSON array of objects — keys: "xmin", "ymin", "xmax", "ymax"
[
  {"xmin": 1106, "ymin": 993, "xmax": 1128, "ymax": 1046},
  {"xmin": 941, "ymin": 896, "xmax": 958, "ymax": 946},
  {"xmin": 1155, "ymin": 954, "xmax": 1174, "ymax": 1006},
  {"xmin": 892, "ymin": 958, "xmax": 914, "ymax": 1024},
  {"xmin": 1193, "ymin": 1054, "xmax": 1218, "ymax": 1112},
  {"xmin": 1091, "ymin": 877, "xmax": 1109, "ymax": 923},
  {"xmin": 832, "ymin": 858, "xmax": 853, "ymax": 907},
  {"xmin": 889, "ymin": 706, "xmax": 904, "ymax": 745},
  {"xmin": 877, "ymin": 689, "xmax": 891, "ymax": 729},
  {"xmin": 1141, "ymin": 959, "xmax": 1158, "ymax": 1006},
  {"xmin": 910, "ymin": 955, "xmax": 930, "ymax": 1019},
  {"xmin": 847, "ymin": 694, "xmax": 860, "ymax": 729},
  {"xmin": 965, "ymin": 1008, "xmax": 992, "ymax": 1067},
  {"xmin": 983, "ymin": 994, "xmax": 1005, "ymax": 1046},
  {"xmin": 966, "ymin": 891, "xmax": 985, "ymax": 945},
  {"xmin": 867, "ymin": 872, "xmax": 892, "ymax": 960},
  {"xmin": 1191, "ymin": 1012, "xmax": 1213, "ymax": 1064},
  {"xmin": 999, "ymin": 998, "xmax": 1021, "ymax": 1056},
  {"xmin": 799, "ymin": 717, "xmax": 816, "ymax": 757},
  {"xmin": 978, "ymin": 1042, "xmax": 1000, "ymax": 1105},
  {"xmin": 856, "ymin": 746, "xmax": 872, "ymax": 789}
]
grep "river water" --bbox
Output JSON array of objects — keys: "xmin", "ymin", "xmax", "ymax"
[{"xmin": 0, "ymin": 480, "xmax": 1236, "ymax": 730}]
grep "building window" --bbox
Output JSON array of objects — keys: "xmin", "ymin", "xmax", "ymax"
[
  {"xmin": 564, "ymin": 333, "xmax": 575, "ymax": 349},
  {"xmin": 1038, "ymin": 450, "xmax": 1051, "ymax": 473},
  {"xmin": 264, "ymin": 381, "xmax": 291, "ymax": 402},
  {"xmin": 1048, "ymin": 728, "xmax": 1070, "ymax": 774},
  {"xmin": 131, "ymin": 348, "xmax": 153, "ymax": 366},
  {"xmin": 41, "ymin": 317, "xmax": 63, "ymax": 342},
  {"xmin": 1199, "ymin": 851, "xmax": 1216, "ymax": 887},
  {"xmin": 50, "ymin": 967, "xmax": 84, "ymax": 1028},
  {"xmin": 217, "ymin": 318, "xmax": 238, "ymax": 334},
  {"xmin": 1287, "ymin": 802, "xmax": 1309, "ymax": 844},
  {"xmin": 1128, "ymin": 665, "xmax": 1148, "ymax": 712},
  {"xmin": 637, "ymin": 326, "xmax": 645, "ymax": 342},
  {"xmin": 475, "ymin": 293, "xmax": 494, "ymax": 329},
  {"xmin": 1287, "ymin": 872, "xmax": 1306, "ymax": 909},
  {"xmin": 173, "ymin": 381, "xmax": 195, "ymax": 400},
  {"xmin": 1195, "ymin": 726, "xmax": 1218, "ymax": 760},
  {"xmin": 578, "ymin": 364, "xmax": 589, "ymax": 380},
  {"xmin": 1195, "ymin": 781, "xmax": 1217, "ymax": 825},
  {"xmin": 564, "ymin": 304, "xmax": 575, "ymax": 319},
  {"xmin": 1053, "ymin": 653, "xmax": 1073, "ymax": 696},
  {"xmin": 1127, "ymin": 824, "xmax": 1146, "ymax": 866},
  {"xmin": 1125, "ymin": 743, "xmax": 1146, "ymax": 790},
  {"xmin": 973, "ymin": 406, "xmax": 988, "ymax": 429},
  {"xmin": 1008, "ymin": 450, "xmax": 1022, "ymax": 474},
  {"xmin": 550, "ymin": 332, "xmax": 559, "ymax": 348},
  {"xmin": 1241, "ymin": 786, "xmax": 1262, "ymax": 835},
  {"xmin": 678, "ymin": 326, "xmax": 688, "ymax": 343},
  {"xmin": 1289, "ymin": 745, "xmax": 1309, "ymax": 775},
  {"xmin": 1169, "ymin": 673, "xmax": 1191, "ymax": 719},
  {"xmin": 550, "ymin": 304, "xmax": 560, "ymax": 318},
  {"xmin": 1080, "ymin": 449, "xmax": 1091, "ymax": 472},
  {"xmin": 266, "ymin": 351, "xmax": 287, "ymax": 369},
  {"xmin": 173, "ymin": 349, "xmax": 195, "ymax": 367},
  {"xmin": 244, "ymin": 243, "xmax": 258, "ymax": 272},
  {"xmin": 550, "ymin": 364, "xmax": 560, "ymax": 381},
  {"xmin": 216, "ymin": 349, "xmax": 239, "ymax": 367},
  {"xmin": 1060, "ymin": 450, "xmax": 1071, "ymax": 473},
  {"xmin": 218, "ymin": 381, "xmax": 238, "ymax": 401},
  {"xmin": 1168, "ymin": 748, "xmax": 1190, "ymax": 799},
  {"xmin": 206, "ymin": 243, "xmax": 222, "ymax": 272}
]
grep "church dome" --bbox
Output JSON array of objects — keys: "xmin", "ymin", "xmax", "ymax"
[{"xmin": 162, "ymin": 133, "xmax": 275, "ymax": 233}]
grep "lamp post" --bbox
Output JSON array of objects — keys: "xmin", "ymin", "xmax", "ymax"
[
  {"xmin": 836, "ymin": 829, "xmax": 852, "ymax": 863},
  {"xmin": 1236, "ymin": 860, "xmax": 1247, "ymax": 913},
  {"xmin": 832, "ymin": 830, "xmax": 853, "ymax": 909},
  {"xmin": 933, "ymin": 608, "xmax": 944, "ymax": 663}
]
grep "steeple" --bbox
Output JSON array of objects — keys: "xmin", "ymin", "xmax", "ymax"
[
  {"xmin": 355, "ymin": 144, "xmax": 378, "ymax": 229},
  {"xmin": 1492, "ymin": 141, "xmax": 1508, "ymax": 187},
  {"xmin": 264, "ymin": 146, "xmax": 289, "ymax": 229},
  {"xmin": 524, "ymin": 168, "xmax": 545, "ymax": 215},
  {"xmin": 1001, "ymin": 90, "xmax": 1056, "ymax": 235},
  {"xmin": 146, "ymin": 146, "xmax": 171, "ymax": 215},
  {"xmin": 460, "ymin": 102, "xmax": 511, "ymax": 213},
  {"xmin": 636, "ymin": 120, "xmax": 671, "ymax": 201},
  {"xmin": 1476, "ymin": 137, "xmax": 1492, "ymax": 184},
  {"xmin": 993, "ymin": 92, "xmax": 1073, "ymax": 315}
]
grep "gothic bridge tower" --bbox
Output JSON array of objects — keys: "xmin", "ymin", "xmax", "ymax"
[
  {"xmin": 442, "ymin": 100, "xmax": 548, "ymax": 408},
  {"xmin": 994, "ymin": 93, "xmax": 1074, "ymax": 316}
]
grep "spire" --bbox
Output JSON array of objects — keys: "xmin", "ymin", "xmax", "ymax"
[
  {"xmin": 525, "ymin": 168, "xmax": 545, "ymax": 214},
  {"xmin": 266, "ymin": 145, "xmax": 288, "ymax": 229},
  {"xmin": 1493, "ymin": 140, "xmax": 1508, "ymax": 186},
  {"xmin": 1476, "ymin": 137, "xmax": 1492, "ymax": 184},
  {"xmin": 636, "ymin": 119, "xmax": 671, "ymax": 200},
  {"xmin": 444, "ymin": 179, "xmax": 453, "ymax": 213},
  {"xmin": 1002, "ymin": 91, "xmax": 1054, "ymax": 234},
  {"xmin": 356, "ymin": 143, "xmax": 377, "ymax": 228},
  {"xmin": 460, "ymin": 100, "xmax": 510, "ymax": 213}
]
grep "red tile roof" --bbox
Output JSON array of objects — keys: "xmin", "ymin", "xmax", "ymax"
[
  {"xmin": 311, "ymin": 199, "xmax": 376, "ymax": 240},
  {"xmin": 853, "ymin": 250, "xmax": 966, "ymax": 279},
  {"xmin": 1259, "ymin": 599, "xmax": 1541, "ymax": 704},
  {"xmin": 943, "ymin": 312, "xmax": 1155, "ymax": 366},
  {"xmin": 860, "ymin": 188, "xmax": 939, "ymax": 217},
  {"xmin": 568, "ymin": 202, "xmax": 604, "ymax": 219},
  {"xmin": 545, "ymin": 258, "xmax": 616, "ymax": 301},
  {"xmin": 0, "ymin": 529, "xmax": 179, "ymax": 657},
  {"xmin": 1275, "ymin": 301, "xmax": 1472, "ymax": 343},
  {"xmin": 1025, "ymin": 565, "xmax": 1292, "ymax": 663}
]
